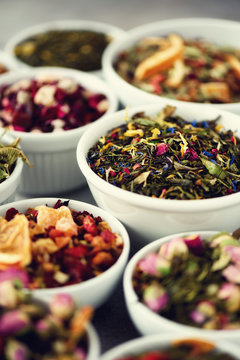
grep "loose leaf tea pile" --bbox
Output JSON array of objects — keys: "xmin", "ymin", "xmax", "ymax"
[
  {"xmin": 133, "ymin": 232, "xmax": 240, "ymax": 330},
  {"xmin": 0, "ymin": 136, "xmax": 30, "ymax": 183},
  {"xmin": 116, "ymin": 339, "xmax": 237, "ymax": 360},
  {"xmin": 114, "ymin": 34, "xmax": 240, "ymax": 103},
  {"xmin": 88, "ymin": 106, "xmax": 240, "ymax": 200},
  {"xmin": 14, "ymin": 30, "xmax": 111, "ymax": 71}
]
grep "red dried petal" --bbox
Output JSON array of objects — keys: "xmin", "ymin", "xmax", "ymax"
[
  {"xmin": 83, "ymin": 215, "xmax": 98, "ymax": 235},
  {"xmin": 100, "ymin": 229, "xmax": 117, "ymax": 244},
  {"xmin": 64, "ymin": 245, "xmax": 88, "ymax": 258}
]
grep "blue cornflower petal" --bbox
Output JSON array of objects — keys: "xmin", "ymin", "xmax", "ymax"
[
  {"xmin": 202, "ymin": 151, "xmax": 214, "ymax": 157},
  {"xmin": 168, "ymin": 127, "xmax": 175, "ymax": 134},
  {"xmin": 230, "ymin": 155, "xmax": 235, "ymax": 165},
  {"xmin": 210, "ymin": 159, "xmax": 218, "ymax": 164},
  {"xmin": 202, "ymin": 121, "xmax": 209, "ymax": 128},
  {"xmin": 191, "ymin": 120, "xmax": 197, "ymax": 127}
]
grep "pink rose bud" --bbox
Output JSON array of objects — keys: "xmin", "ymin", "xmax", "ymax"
[
  {"xmin": 158, "ymin": 237, "xmax": 189, "ymax": 261},
  {"xmin": 0, "ymin": 268, "xmax": 30, "ymax": 288},
  {"xmin": 49, "ymin": 294, "xmax": 75, "ymax": 320},
  {"xmin": 138, "ymin": 253, "xmax": 170, "ymax": 277},
  {"xmin": 183, "ymin": 234, "xmax": 203, "ymax": 255},
  {"xmin": 0, "ymin": 310, "xmax": 29, "ymax": 336},
  {"xmin": 224, "ymin": 246, "xmax": 240, "ymax": 264},
  {"xmin": 5, "ymin": 339, "xmax": 29, "ymax": 360},
  {"xmin": 156, "ymin": 143, "xmax": 169, "ymax": 156},
  {"xmin": 222, "ymin": 265, "xmax": 240, "ymax": 284},
  {"xmin": 143, "ymin": 282, "xmax": 168, "ymax": 312},
  {"xmin": 0, "ymin": 281, "xmax": 19, "ymax": 308},
  {"xmin": 218, "ymin": 283, "xmax": 240, "ymax": 312},
  {"xmin": 74, "ymin": 347, "xmax": 87, "ymax": 360},
  {"xmin": 190, "ymin": 310, "xmax": 206, "ymax": 324}
]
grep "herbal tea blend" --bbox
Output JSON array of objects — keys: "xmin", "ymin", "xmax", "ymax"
[
  {"xmin": 14, "ymin": 30, "xmax": 111, "ymax": 71},
  {"xmin": 0, "ymin": 135, "xmax": 30, "ymax": 183},
  {"xmin": 0, "ymin": 76, "xmax": 109, "ymax": 132},
  {"xmin": 0, "ymin": 200, "xmax": 123, "ymax": 289},
  {"xmin": 0, "ymin": 280, "xmax": 93, "ymax": 360},
  {"xmin": 115, "ymin": 339, "xmax": 237, "ymax": 360},
  {"xmin": 88, "ymin": 106, "xmax": 240, "ymax": 200},
  {"xmin": 114, "ymin": 34, "xmax": 240, "ymax": 103},
  {"xmin": 133, "ymin": 231, "xmax": 240, "ymax": 330}
]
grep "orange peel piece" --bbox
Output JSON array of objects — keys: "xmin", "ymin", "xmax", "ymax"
[
  {"xmin": 226, "ymin": 54, "xmax": 240, "ymax": 80},
  {"xmin": 134, "ymin": 34, "xmax": 184, "ymax": 80},
  {"xmin": 172, "ymin": 338, "xmax": 215, "ymax": 355},
  {"xmin": 36, "ymin": 205, "xmax": 78, "ymax": 236},
  {"xmin": 0, "ymin": 214, "xmax": 32, "ymax": 269},
  {"xmin": 200, "ymin": 82, "xmax": 230, "ymax": 103},
  {"xmin": 165, "ymin": 58, "xmax": 185, "ymax": 88}
]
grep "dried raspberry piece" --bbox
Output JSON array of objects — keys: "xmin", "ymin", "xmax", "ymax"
[{"xmin": 83, "ymin": 215, "xmax": 98, "ymax": 235}]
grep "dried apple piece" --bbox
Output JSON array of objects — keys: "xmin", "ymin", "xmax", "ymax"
[
  {"xmin": 200, "ymin": 82, "xmax": 230, "ymax": 103},
  {"xmin": 165, "ymin": 58, "xmax": 185, "ymax": 88},
  {"xmin": 226, "ymin": 54, "xmax": 240, "ymax": 80}
]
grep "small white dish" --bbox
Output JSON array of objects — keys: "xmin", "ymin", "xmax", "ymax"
[
  {"xmin": 102, "ymin": 17, "xmax": 240, "ymax": 114},
  {"xmin": 100, "ymin": 333, "xmax": 240, "ymax": 360},
  {"xmin": 0, "ymin": 197, "xmax": 130, "ymax": 309},
  {"xmin": 123, "ymin": 231, "xmax": 240, "ymax": 344},
  {"xmin": 0, "ymin": 67, "xmax": 118, "ymax": 195}
]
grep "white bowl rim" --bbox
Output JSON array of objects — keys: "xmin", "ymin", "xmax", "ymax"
[
  {"xmin": 0, "ymin": 66, "xmax": 118, "ymax": 143},
  {"xmin": 99, "ymin": 332, "xmax": 240, "ymax": 360},
  {"xmin": 0, "ymin": 197, "xmax": 130, "ymax": 295},
  {"xmin": 123, "ymin": 230, "xmax": 240, "ymax": 338},
  {"xmin": 77, "ymin": 102, "xmax": 240, "ymax": 213},
  {"xmin": 102, "ymin": 16, "xmax": 240, "ymax": 112},
  {"xmin": 86, "ymin": 323, "xmax": 101, "ymax": 360}
]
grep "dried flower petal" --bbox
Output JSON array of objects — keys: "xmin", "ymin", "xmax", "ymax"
[{"xmin": 143, "ymin": 282, "xmax": 168, "ymax": 312}]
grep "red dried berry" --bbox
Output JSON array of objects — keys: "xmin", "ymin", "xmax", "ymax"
[
  {"xmin": 83, "ymin": 215, "xmax": 98, "ymax": 235},
  {"xmin": 5, "ymin": 207, "xmax": 19, "ymax": 221},
  {"xmin": 64, "ymin": 245, "xmax": 88, "ymax": 258},
  {"xmin": 100, "ymin": 229, "xmax": 117, "ymax": 244},
  {"xmin": 141, "ymin": 352, "xmax": 170, "ymax": 360}
]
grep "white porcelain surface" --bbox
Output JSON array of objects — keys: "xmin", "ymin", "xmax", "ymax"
[
  {"xmin": 100, "ymin": 333, "xmax": 240, "ymax": 360},
  {"xmin": 0, "ymin": 132, "xmax": 23, "ymax": 205},
  {"xmin": 0, "ymin": 198, "xmax": 130, "ymax": 309},
  {"xmin": 77, "ymin": 102, "xmax": 240, "ymax": 243},
  {"xmin": 86, "ymin": 324, "xmax": 101, "ymax": 360},
  {"xmin": 123, "ymin": 231, "xmax": 240, "ymax": 343},
  {"xmin": 0, "ymin": 67, "xmax": 118, "ymax": 195},
  {"xmin": 4, "ymin": 19, "xmax": 126, "ymax": 77},
  {"xmin": 103, "ymin": 17, "xmax": 240, "ymax": 114}
]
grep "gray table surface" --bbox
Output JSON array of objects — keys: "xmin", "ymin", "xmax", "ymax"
[{"xmin": 1, "ymin": 0, "xmax": 240, "ymax": 356}]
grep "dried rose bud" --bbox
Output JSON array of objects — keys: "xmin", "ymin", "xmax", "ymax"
[
  {"xmin": 0, "ymin": 310, "xmax": 30, "ymax": 336},
  {"xmin": 224, "ymin": 245, "xmax": 240, "ymax": 264},
  {"xmin": 158, "ymin": 237, "xmax": 189, "ymax": 261},
  {"xmin": 196, "ymin": 300, "xmax": 216, "ymax": 317},
  {"xmin": 190, "ymin": 309, "xmax": 206, "ymax": 324},
  {"xmin": 222, "ymin": 265, "xmax": 240, "ymax": 284},
  {"xmin": 0, "ymin": 281, "xmax": 19, "ymax": 308},
  {"xmin": 183, "ymin": 234, "xmax": 203, "ymax": 255},
  {"xmin": 218, "ymin": 283, "xmax": 240, "ymax": 312},
  {"xmin": 0, "ymin": 268, "xmax": 30, "ymax": 288},
  {"xmin": 49, "ymin": 294, "xmax": 75, "ymax": 320},
  {"xmin": 5, "ymin": 339, "xmax": 29, "ymax": 360},
  {"xmin": 143, "ymin": 282, "xmax": 168, "ymax": 312},
  {"xmin": 138, "ymin": 253, "xmax": 170, "ymax": 277},
  {"xmin": 74, "ymin": 347, "xmax": 87, "ymax": 360}
]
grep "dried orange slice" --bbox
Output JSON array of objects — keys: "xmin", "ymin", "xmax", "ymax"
[
  {"xmin": 226, "ymin": 54, "xmax": 240, "ymax": 80},
  {"xmin": 165, "ymin": 59, "xmax": 185, "ymax": 88},
  {"xmin": 0, "ymin": 214, "xmax": 31, "ymax": 269},
  {"xmin": 134, "ymin": 34, "xmax": 184, "ymax": 80},
  {"xmin": 200, "ymin": 82, "xmax": 230, "ymax": 103},
  {"xmin": 172, "ymin": 338, "xmax": 215, "ymax": 355}
]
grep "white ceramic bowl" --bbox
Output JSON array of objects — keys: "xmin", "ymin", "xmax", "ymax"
[
  {"xmin": 0, "ymin": 131, "xmax": 23, "ymax": 204},
  {"xmin": 0, "ymin": 197, "xmax": 130, "ymax": 308},
  {"xmin": 4, "ymin": 19, "xmax": 126, "ymax": 77},
  {"xmin": 100, "ymin": 333, "xmax": 240, "ymax": 360},
  {"xmin": 86, "ymin": 324, "xmax": 101, "ymax": 360},
  {"xmin": 123, "ymin": 231, "xmax": 240, "ymax": 344},
  {"xmin": 0, "ymin": 67, "xmax": 118, "ymax": 195},
  {"xmin": 103, "ymin": 17, "xmax": 240, "ymax": 114},
  {"xmin": 77, "ymin": 102, "xmax": 240, "ymax": 244}
]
